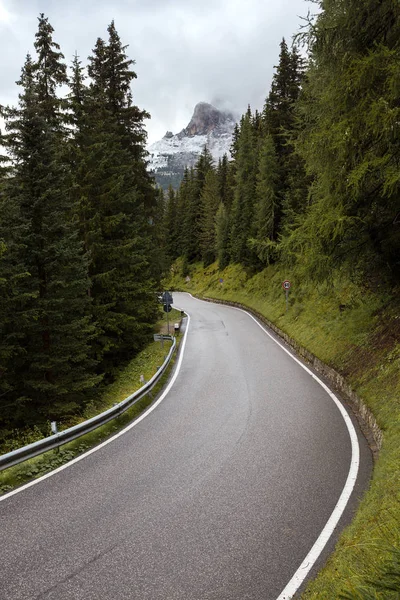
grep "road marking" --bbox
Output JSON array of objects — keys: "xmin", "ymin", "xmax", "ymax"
[
  {"xmin": 1, "ymin": 293, "xmax": 360, "ymax": 600},
  {"xmin": 187, "ymin": 293, "xmax": 360, "ymax": 600},
  {"xmin": 0, "ymin": 311, "xmax": 191, "ymax": 503}
]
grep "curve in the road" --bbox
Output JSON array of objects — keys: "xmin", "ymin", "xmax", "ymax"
[
  {"xmin": 0, "ymin": 314, "xmax": 191, "ymax": 504},
  {"xmin": 0, "ymin": 294, "xmax": 368, "ymax": 600},
  {"xmin": 200, "ymin": 298, "xmax": 360, "ymax": 599}
]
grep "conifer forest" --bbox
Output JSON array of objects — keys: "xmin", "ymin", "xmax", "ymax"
[
  {"xmin": 0, "ymin": 16, "xmax": 163, "ymax": 436},
  {"xmin": 1, "ymin": 1, "xmax": 399, "ymax": 448},
  {"xmin": 163, "ymin": 3, "xmax": 400, "ymax": 285}
]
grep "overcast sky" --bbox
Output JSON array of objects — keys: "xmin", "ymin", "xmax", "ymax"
[{"xmin": 0, "ymin": 0, "xmax": 310, "ymax": 144}]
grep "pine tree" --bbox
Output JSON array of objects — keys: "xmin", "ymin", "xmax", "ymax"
[
  {"xmin": 3, "ymin": 44, "xmax": 100, "ymax": 425},
  {"xmin": 215, "ymin": 202, "xmax": 230, "ymax": 270},
  {"xmin": 263, "ymin": 39, "xmax": 305, "ymax": 238},
  {"xmin": 164, "ymin": 185, "xmax": 179, "ymax": 261},
  {"xmin": 0, "ymin": 128, "xmax": 34, "ymax": 429},
  {"xmin": 230, "ymin": 123, "xmax": 240, "ymax": 161},
  {"xmin": 68, "ymin": 53, "xmax": 87, "ymax": 132},
  {"xmin": 248, "ymin": 134, "xmax": 279, "ymax": 264},
  {"xmin": 33, "ymin": 14, "xmax": 68, "ymax": 124},
  {"xmin": 151, "ymin": 186, "xmax": 168, "ymax": 282},
  {"xmin": 229, "ymin": 111, "xmax": 257, "ymax": 264},
  {"xmin": 104, "ymin": 22, "xmax": 156, "ymax": 219},
  {"xmin": 175, "ymin": 168, "xmax": 191, "ymax": 259},
  {"xmin": 72, "ymin": 26, "xmax": 158, "ymax": 372},
  {"xmin": 217, "ymin": 154, "xmax": 233, "ymax": 209},
  {"xmin": 182, "ymin": 148, "xmax": 214, "ymax": 262},
  {"xmin": 195, "ymin": 146, "xmax": 214, "ymax": 192},
  {"xmin": 199, "ymin": 169, "xmax": 220, "ymax": 266}
]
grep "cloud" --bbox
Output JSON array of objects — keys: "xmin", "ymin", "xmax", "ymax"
[{"xmin": 0, "ymin": 0, "xmax": 309, "ymax": 143}]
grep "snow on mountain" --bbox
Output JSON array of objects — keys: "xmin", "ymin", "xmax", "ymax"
[{"xmin": 147, "ymin": 102, "xmax": 237, "ymax": 189}]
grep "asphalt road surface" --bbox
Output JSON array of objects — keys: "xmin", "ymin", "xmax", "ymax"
[{"xmin": 0, "ymin": 293, "xmax": 371, "ymax": 600}]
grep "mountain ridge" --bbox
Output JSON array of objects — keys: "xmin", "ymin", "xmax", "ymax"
[{"xmin": 148, "ymin": 102, "xmax": 237, "ymax": 190}]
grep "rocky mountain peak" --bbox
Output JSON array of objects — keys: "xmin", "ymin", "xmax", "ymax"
[
  {"xmin": 179, "ymin": 102, "xmax": 235, "ymax": 138},
  {"xmin": 148, "ymin": 101, "xmax": 238, "ymax": 190}
]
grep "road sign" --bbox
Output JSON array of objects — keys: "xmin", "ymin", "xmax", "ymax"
[
  {"xmin": 162, "ymin": 291, "xmax": 173, "ymax": 304},
  {"xmin": 282, "ymin": 280, "xmax": 291, "ymax": 290},
  {"xmin": 153, "ymin": 334, "xmax": 163, "ymax": 341},
  {"xmin": 163, "ymin": 303, "xmax": 172, "ymax": 313}
]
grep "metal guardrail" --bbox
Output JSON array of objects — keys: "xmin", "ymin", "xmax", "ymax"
[{"xmin": 0, "ymin": 335, "xmax": 176, "ymax": 472}]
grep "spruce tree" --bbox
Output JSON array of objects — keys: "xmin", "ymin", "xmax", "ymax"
[
  {"xmin": 175, "ymin": 168, "xmax": 191, "ymax": 259},
  {"xmin": 248, "ymin": 134, "xmax": 279, "ymax": 264},
  {"xmin": 0, "ymin": 129, "xmax": 33, "ymax": 430},
  {"xmin": 217, "ymin": 154, "xmax": 234, "ymax": 209},
  {"xmin": 104, "ymin": 22, "xmax": 156, "ymax": 219},
  {"xmin": 164, "ymin": 185, "xmax": 179, "ymax": 262},
  {"xmin": 215, "ymin": 203, "xmax": 230, "ymax": 270},
  {"xmin": 73, "ymin": 26, "xmax": 158, "ymax": 372},
  {"xmin": 199, "ymin": 169, "xmax": 220, "ymax": 266},
  {"xmin": 182, "ymin": 149, "xmax": 214, "ymax": 262},
  {"xmin": 229, "ymin": 111, "xmax": 257, "ymax": 264},
  {"xmin": 33, "ymin": 14, "xmax": 68, "ymax": 124},
  {"xmin": 263, "ymin": 39, "xmax": 305, "ymax": 238},
  {"xmin": 3, "ymin": 44, "xmax": 100, "ymax": 425}
]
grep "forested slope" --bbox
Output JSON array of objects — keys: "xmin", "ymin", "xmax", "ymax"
[{"xmin": 0, "ymin": 16, "xmax": 164, "ymax": 444}]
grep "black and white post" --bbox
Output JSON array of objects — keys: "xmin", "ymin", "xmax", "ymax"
[{"xmin": 282, "ymin": 280, "xmax": 291, "ymax": 313}]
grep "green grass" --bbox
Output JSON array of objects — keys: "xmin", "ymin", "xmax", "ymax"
[
  {"xmin": 166, "ymin": 259, "xmax": 400, "ymax": 599},
  {"xmin": 0, "ymin": 307, "xmax": 183, "ymax": 496}
]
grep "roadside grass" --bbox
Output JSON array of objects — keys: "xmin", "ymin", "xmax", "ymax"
[
  {"xmin": 0, "ymin": 307, "xmax": 183, "ymax": 496},
  {"xmin": 166, "ymin": 259, "xmax": 400, "ymax": 599}
]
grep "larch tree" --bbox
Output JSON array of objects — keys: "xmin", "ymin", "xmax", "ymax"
[{"xmin": 283, "ymin": 0, "xmax": 400, "ymax": 281}]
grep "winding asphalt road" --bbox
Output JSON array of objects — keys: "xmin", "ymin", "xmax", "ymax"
[{"xmin": 0, "ymin": 293, "xmax": 371, "ymax": 600}]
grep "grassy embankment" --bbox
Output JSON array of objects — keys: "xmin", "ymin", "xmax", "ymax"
[
  {"xmin": 0, "ymin": 307, "xmax": 182, "ymax": 496},
  {"xmin": 167, "ymin": 259, "xmax": 400, "ymax": 599}
]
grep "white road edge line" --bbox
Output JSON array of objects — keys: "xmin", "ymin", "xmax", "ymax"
[
  {"xmin": 188, "ymin": 293, "xmax": 360, "ymax": 600},
  {"xmin": 0, "ymin": 310, "xmax": 191, "ymax": 503}
]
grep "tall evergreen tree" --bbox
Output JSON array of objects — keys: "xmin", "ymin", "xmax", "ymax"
[
  {"xmin": 164, "ymin": 185, "xmax": 179, "ymax": 262},
  {"xmin": 0, "ymin": 127, "xmax": 33, "ymax": 429},
  {"xmin": 33, "ymin": 14, "xmax": 68, "ymax": 124},
  {"xmin": 215, "ymin": 202, "xmax": 230, "ymax": 270},
  {"xmin": 283, "ymin": 0, "xmax": 400, "ymax": 281},
  {"xmin": 182, "ymin": 148, "xmax": 214, "ymax": 262},
  {"xmin": 199, "ymin": 169, "xmax": 220, "ymax": 266},
  {"xmin": 217, "ymin": 154, "xmax": 234, "ymax": 209},
  {"xmin": 248, "ymin": 134, "xmax": 279, "ymax": 264},
  {"xmin": 229, "ymin": 111, "xmax": 257, "ymax": 264},
  {"xmin": 104, "ymin": 22, "xmax": 156, "ymax": 219},
  {"xmin": 263, "ymin": 39, "xmax": 305, "ymax": 238},
  {"xmin": 3, "ymin": 43, "xmax": 100, "ymax": 425},
  {"xmin": 72, "ymin": 26, "xmax": 158, "ymax": 372},
  {"xmin": 175, "ymin": 168, "xmax": 192, "ymax": 259}
]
